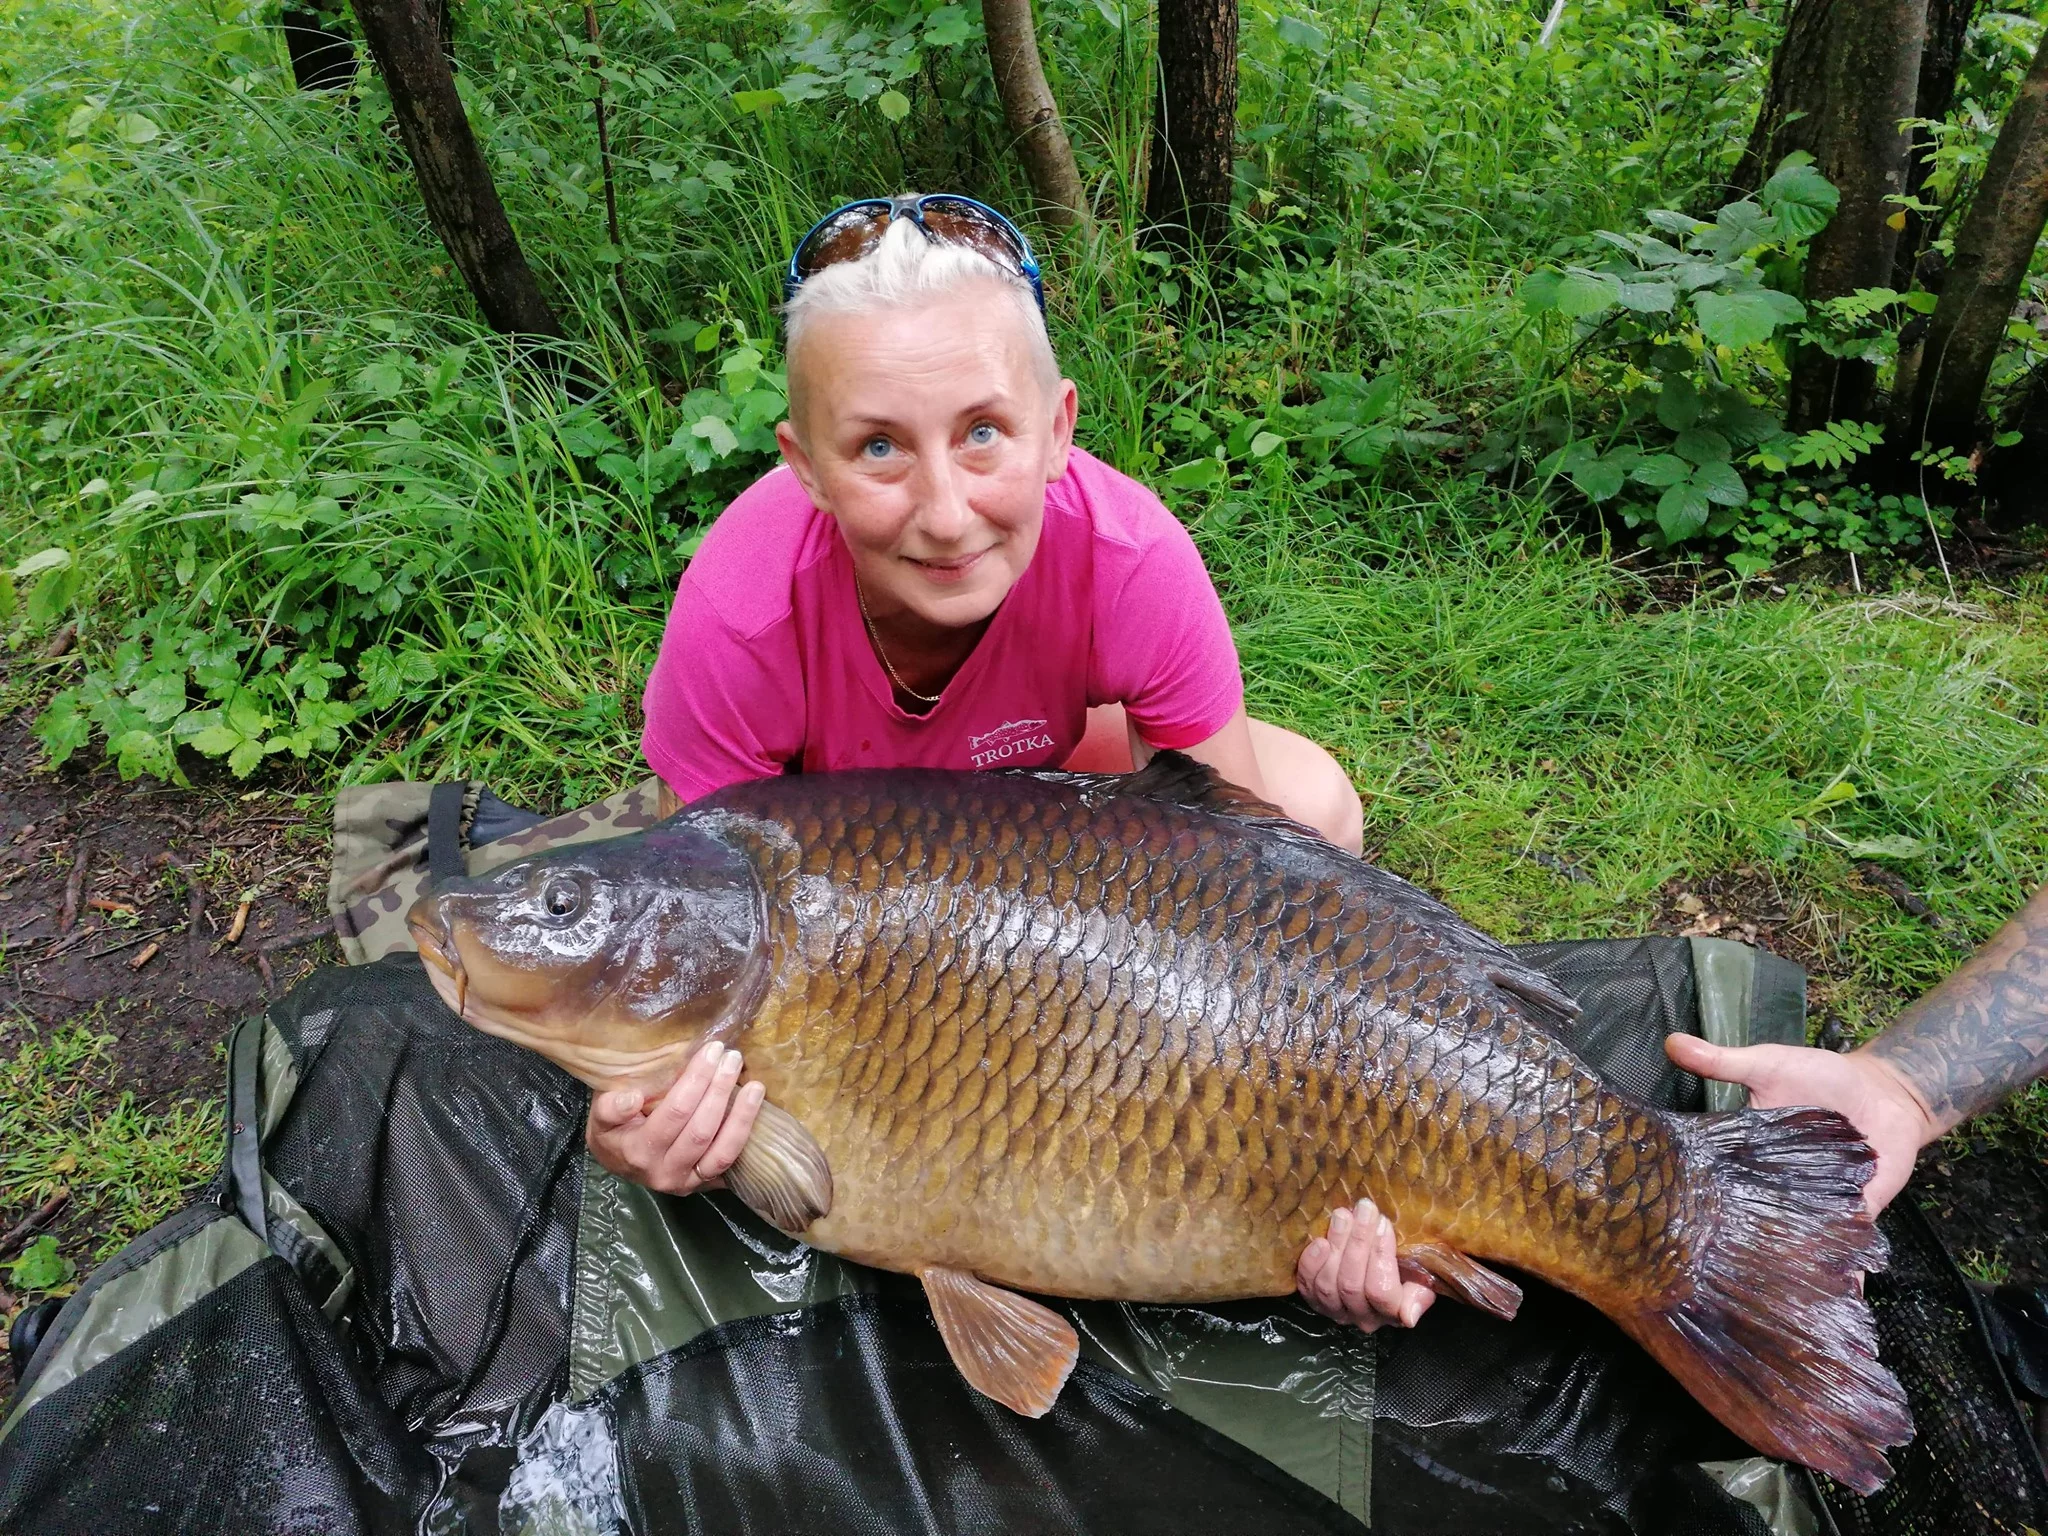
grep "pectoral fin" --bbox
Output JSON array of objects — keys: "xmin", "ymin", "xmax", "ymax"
[
  {"xmin": 725, "ymin": 1100, "xmax": 832, "ymax": 1234},
  {"xmin": 1396, "ymin": 1241, "xmax": 1523, "ymax": 1320},
  {"xmin": 919, "ymin": 1265, "xmax": 1079, "ymax": 1418}
]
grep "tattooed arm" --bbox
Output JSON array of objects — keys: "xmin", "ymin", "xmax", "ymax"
[
  {"xmin": 1668, "ymin": 882, "xmax": 2048, "ymax": 1214},
  {"xmin": 1862, "ymin": 882, "xmax": 2048, "ymax": 1130}
]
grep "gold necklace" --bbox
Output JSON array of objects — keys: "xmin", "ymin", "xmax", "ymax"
[{"xmin": 854, "ymin": 575, "xmax": 945, "ymax": 706}]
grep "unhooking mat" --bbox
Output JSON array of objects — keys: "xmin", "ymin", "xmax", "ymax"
[{"xmin": 2, "ymin": 777, "xmax": 2044, "ymax": 1534}]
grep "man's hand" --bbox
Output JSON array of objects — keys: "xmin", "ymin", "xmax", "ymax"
[
  {"xmin": 586, "ymin": 1039, "xmax": 766, "ymax": 1197},
  {"xmin": 1663, "ymin": 1035, "xmax": 1939, "ymax": 1215},
  {"xmin": 1297, "ymin": 1198, "xmax": 1437, "ymax": 1333}
]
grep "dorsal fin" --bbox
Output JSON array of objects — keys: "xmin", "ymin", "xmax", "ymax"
[{"xmin": 1000, "ymin": 749, "xmax": 1332, "ymax": 848}]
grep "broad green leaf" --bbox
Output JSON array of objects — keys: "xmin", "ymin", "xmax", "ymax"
[
  {"xmin": 8, "ymin": 1236, "xmax": 72, "ymax": 1290},
  {"xmin": 1673, "ymin": 426, "xmax": 1732, "ymax": 465},
  {"xmin": 65, "ymin": 104, "xmax": 102, "ymax": 139},
  {"xmin": 1759, "ymin": 155, "xmax": 1838, "ymax": 239},
  {"xmin": 188, "ymin": 723, "xmax": 243, "ymax": 757},
  {"xmin": 1697, "ymin": 199, "xmax": 1775, "ymax": 258},
  {"xmin": 1656, "ymin": 480, "xmax": 1712, "ymax": 541},
  {"xmin": 1644, "ymin": 209, "xmax": 1704, "ymax": 237},
  {"xmin": 1631, "ymin": 453, "xmax": 1691, "ymax": 488},
  {"xmin": 229, "ymin": 737, "xmax": 267, "ymax": 777},
  {"xmin": 731, "ymin": 88, "xmax": 781, "ymax": 114},
  {"xmin": 1695, "ymin": 289, "xmax": 1804, "ymax": 348},
  {"xmin": 923, "ymin": 5, "xmax": 973, "ymax": 45},
  {"xmin": 0, "ymin": 569, "xmax": 13, "ymax": 621},
  {"xmin": 127, "ymin": 672, "xmax": 187, "ymax": 724},
  {"xmin": 1692, "ymin": 460, "xmax": 1748, "ymax": 505},
  {"xmin": 1656, "ymin": 377, "xmax": 1700, "ymax": 431},
  {"xmin": 1276, "ymin": 14, "xmax": 1330, "ymax": 52},
  {"xmin": 1167, "ymin": 456, "xmax": 1227, "ymax": 491},
  {"xmin": 34, "ymin": 691, "xmax": 90, "ymax": 768},
  {"xmin": 692, "ymin": 414, "xmax": 740, "ymax": 457},
  {"xmin": 116, "ymin": 111, "xmax": 160, "ymax": 145},
  {"xmin": 353, "ymin": 358, "xmax": 406, "ymax": 399},
  {"xmin": 777, "ymin": 72, "xmax": 826, "ymax": 103},
  {"xmin": 1616, "ymin": 282, "xmax": 1675, "ymax": 313},
  {"xmin": 702, "ymin": 159, "xmax": 738, "ymax": 192},
  {"xmin": 1569, "ymin": 458, "xmax": 1627, "ymax": 502},
  {"xmin": 1248, "ymin": 431, "xmax": 1284, "ymax": 459},
  {"xmin": 877, "ymin": 89, "xmax": 910, "ymax": 121},
  {"xmin": 1519, "ymin": 270, "xmax": 1564, "ymax": 313},
  {"xmin": 1555, "ymin": 268, "xmax": 1621, "ymax": 319},
  {"xmin": 12, "ymin": 547, "xmax": 71, "ymax": 579}
]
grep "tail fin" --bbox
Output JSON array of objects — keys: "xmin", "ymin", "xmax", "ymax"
[{"xmin": 1619, "ymin": 1106, "xmax": 1912, "ymax": 1495}]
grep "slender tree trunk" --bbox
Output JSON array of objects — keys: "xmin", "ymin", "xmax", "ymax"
[
  {"xmin": 1727, "ymin": 0, "xmax": 1835, "ymax": 198},
  {"xmin": 1889, "ymin": 0, "xmax": 1982, "ymax": 290},
  {"xmin": 1785, "ymin": 0, "xmax": 1927, "ymax": 430},
  {"xmin": 1894, "ymin": 33, "xmax": 2048, "ymax": 455},
  {"xmin": 1145, "ymin": 0, "xmax": 1239, "ymax": 250},
  {"xmin": 348, "ymin": 0, "xmax": 566, "ymax": 338},
  {"xmin": 982, "ymin": 0, "xmax": 1091, "ymax": 233}
]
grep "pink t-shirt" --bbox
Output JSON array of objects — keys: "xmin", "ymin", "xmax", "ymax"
[{"xmin": 640, "ymin": 446, "xmax": 1243, "ymax": 802}]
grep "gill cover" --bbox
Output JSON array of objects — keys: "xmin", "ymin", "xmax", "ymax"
[{"xmin": 410, "ymin": 821, "xmax": 769, "ymax": 1070}]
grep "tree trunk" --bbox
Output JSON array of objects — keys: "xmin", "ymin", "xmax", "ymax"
[
  {"xmin": 1889, "ymin": 0, "xmax": 1981, "ymax": 290},
  {"xmin": 1144, "ymin": 0, "xmax": 1239, "ymax": 250},
  {"xmin": 1784, "ymin": 0, "xmax": 1927, "ymax": 430},
  {"xmin": 982, "ymin": 0, "xmax": 1090, "ymax": 233},
  {"xmin": 1727, "ymin": 0, "xmax": 1836, "ymax": 199},
  {"xmin": 1894, "ymin": 32, "xmax": 2048, "ymax": 455},
  {"xmin": 348, "ymin": 0, "xmax": 566, "ymax": 338}
]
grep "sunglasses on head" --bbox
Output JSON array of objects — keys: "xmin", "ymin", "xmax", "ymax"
[{"xmin": 784, "ymin": 194, "xmax": 1045, "ymax": 311}]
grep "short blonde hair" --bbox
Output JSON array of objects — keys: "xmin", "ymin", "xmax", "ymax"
[{"xmin": 783, "ymin": 213, "xmax": 1060, "ymax": 421}]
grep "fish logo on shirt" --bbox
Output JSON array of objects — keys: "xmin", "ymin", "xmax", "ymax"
[{"xmin": 967, "ymin": 718, "xmax": 1054, "ymax": 768}]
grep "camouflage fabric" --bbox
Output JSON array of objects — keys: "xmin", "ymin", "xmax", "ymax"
[{"xmin": 329, "ymin": 777, "xmax": 675, "ymax": 964}]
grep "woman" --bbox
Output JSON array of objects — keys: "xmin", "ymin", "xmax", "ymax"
[{"xmin": 595, "ymin": 195, "xmax": 1433, "ymax": 1336}]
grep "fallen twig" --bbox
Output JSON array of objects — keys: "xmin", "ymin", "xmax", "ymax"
[
  {"xmin": 129, "ymin": 941, "xmax": 161, "ymax": 971},
  {"xmin": 256, "ymin": 952, "xmax": 275, "ymax": 991},
  {"xmin": 254, "ymin": 921, "xmax": 333, "ymax": 957},
  {"xmin": 80, "ymin": 923, "xmax": 177, "ymax": 961},
  {"xmin": 0, "ymin": 1188, "xmax": 70, "ymax": 1261},
  {"xmin": 85, "ymin": 897, "xmax": 137, "ymax": 916},
  {"xmin": 41, "ymin": 622, "xmax": 77, "ymax": 659},
  {"xmin": 216, "ymin": 899, "xmax": 251, "ymax": 951},
  {"xmin": 58, "ymin": 837, "xmax": 91, "ymax": 935}
]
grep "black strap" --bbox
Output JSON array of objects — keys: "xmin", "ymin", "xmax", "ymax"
[{"xmin": 427, "ymin": 781, "xmax": 467, "ymax": 888}]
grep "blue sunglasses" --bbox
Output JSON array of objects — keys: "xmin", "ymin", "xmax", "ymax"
[{"xmin": 784, "ymin": 194, "xmax": 1045, "ymax": 311}]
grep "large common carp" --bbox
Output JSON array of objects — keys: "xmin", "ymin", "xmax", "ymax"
[{"xmin": 408, "ymin": 754, "xmax": 1911, "ymax": 1491}]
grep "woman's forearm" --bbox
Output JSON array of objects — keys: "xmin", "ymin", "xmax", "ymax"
[{"xmin": 1862, "ymin": 882, "xmax": 2048, "ymax": 1135}]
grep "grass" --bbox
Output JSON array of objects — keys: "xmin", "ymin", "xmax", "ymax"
[{"xmin": 0, "ymin": 1008, "xmax": 222, "ymax": 1289}]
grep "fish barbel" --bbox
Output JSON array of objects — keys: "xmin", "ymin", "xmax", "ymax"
[{"xmin": 407, "ymin": 754, "xmax": 1910, "ymax": 1491}]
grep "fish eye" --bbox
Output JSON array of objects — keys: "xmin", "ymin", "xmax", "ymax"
[{"xmin": 539, "ymin": 875, "xmax": 586, "ymax": 921}]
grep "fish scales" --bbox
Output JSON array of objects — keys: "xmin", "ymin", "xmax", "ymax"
[
  {"xmin": 700, "ymin": 772, "xmax": 1648, "ymax": 1302},
  {"xmin": 412, "ymin": 754, "xmax": 1911, "ymax": 1489}
]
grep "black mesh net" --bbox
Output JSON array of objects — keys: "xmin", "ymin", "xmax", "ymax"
[{"xmin": 1817, "ymin": 1199, "xmax": 2048, "ymax": 1535}]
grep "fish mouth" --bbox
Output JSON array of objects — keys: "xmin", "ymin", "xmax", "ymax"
[{"xmin": 406, "ymin": 898, "xmax": 469, "ymax": 1017}]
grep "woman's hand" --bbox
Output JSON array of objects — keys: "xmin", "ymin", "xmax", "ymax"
[
  {"xmin": 586, "ymin": 1039, "xmax": 766, "ymax": 1197},
  {"xmin": 1297, "ymin": 1199, "xmax": 1437, "ymax": 1333},
  {"xmin": 1663, "ymin": 1035, "xmax": 1938, "ymax": 1215}
]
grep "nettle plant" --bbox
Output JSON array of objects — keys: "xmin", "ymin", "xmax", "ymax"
[{"xmin": 1518, "ymin": 155, "xmax": 1932, "ymax": 572}]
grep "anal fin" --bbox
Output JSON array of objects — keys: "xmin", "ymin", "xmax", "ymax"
[
  {"xmin": 725, "ymin": 1101, "xmax": 832, "ymax": 1233},
  {"xmin": 919, "ymin": 1265, "xmax": 1079, "ymax": 1418},
  {"xmin": 1397, "ymin": 1241, "xmax": 1523, "ymax": 1320}
]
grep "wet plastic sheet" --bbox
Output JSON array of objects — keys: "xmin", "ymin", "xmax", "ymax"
[{"xmin": 0, "ymin": 936, "xmax": 1861, "ymax": 1536}]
